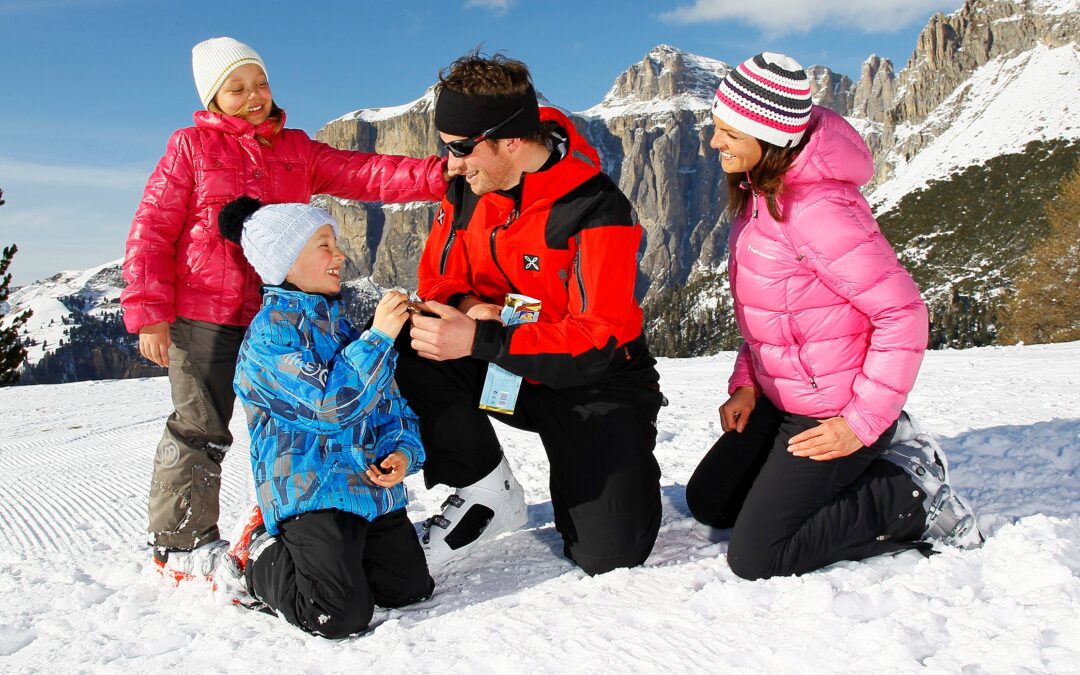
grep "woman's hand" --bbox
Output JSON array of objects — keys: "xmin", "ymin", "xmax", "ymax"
[
  {"xmin": 372, "ymin": 290, "xmax": 411, "ymax": 340},
  {"xmin": 364, "ymin": 450, "xmax": 409, "ymax": 488},
  {"xmin": 788, "ymin": 417, "xmax": 863, "ymax": 461},
  {"xmin": 138, "ymin": 321, "xmax": 171, "ymax": 367},
  {"xmin": 719, "ymin": 386, "xmax": 757, "ymax": 433}
]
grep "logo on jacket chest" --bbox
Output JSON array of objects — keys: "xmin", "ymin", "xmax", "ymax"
[{"xmin": 523, "ymin": 254, "xmax": 541, "ymax": 272}]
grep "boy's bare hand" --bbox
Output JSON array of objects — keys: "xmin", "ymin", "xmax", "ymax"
[
  {"xmin": 364, "ymin": 450, "xmax": 409, "ymax": 488},
  {"xmin": 372, "ymin": 290, "xmax": 410, "ymax": 340}
]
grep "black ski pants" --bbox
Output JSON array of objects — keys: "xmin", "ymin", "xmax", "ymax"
[
  {"xmin": 249, "ymin": 509, "xmax": 434, "ymax": 638},
  {"xmin": 394, "ymin": 336, "xmax": 664, "ymax": 576},
  {"xmin": 686, "ymin": 396, "xmax": 928, "ymax": 580}
]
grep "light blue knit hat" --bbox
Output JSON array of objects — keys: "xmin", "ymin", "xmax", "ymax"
[{"xmin": 240, "ymin": 203, "xmax": 339, "ymax": 285}]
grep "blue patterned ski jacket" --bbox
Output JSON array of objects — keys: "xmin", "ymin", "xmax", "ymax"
[{"xmin": 233, "ymin": 287, "xmax": 423, "ymax": 536}]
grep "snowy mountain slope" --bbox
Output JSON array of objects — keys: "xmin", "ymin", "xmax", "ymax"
[
  {"xmin": 869, "ymin": 43, "xmax": 1080, "ymax": 214},
  {"xmin": 3, "ymin": 259, "xmax": 124, "ymax": 365},
  {"xmin": 1, "ymin": 344, "xmax": 1078, "ymax": 671}
]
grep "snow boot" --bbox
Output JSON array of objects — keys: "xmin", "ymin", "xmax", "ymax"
[
  {"xmin": 153, "ymin": 538, "xmax": 229, "ymax": 586},
  {"xmin": 882, "ymin": 412, "xmax": 985, "ymax": 549},
  {"xmin": 420, "ymin": 455, "xmax": 528, "ymax": 567},
  {"xmin": 212, "ymin": 505, "xmax": 273, "ymax": 609}
]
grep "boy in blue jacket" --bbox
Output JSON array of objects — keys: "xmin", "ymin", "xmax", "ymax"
[{"xmin": 213, "ymin": 197, "xmax": 432, "ymax": 638}]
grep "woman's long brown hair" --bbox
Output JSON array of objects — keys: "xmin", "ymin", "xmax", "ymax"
[{"xmin": 724, "ymin": 138, "xmax": 807, "ymax": 222}]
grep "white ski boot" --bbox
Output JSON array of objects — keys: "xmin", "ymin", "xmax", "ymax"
[
  {"xmin": 153, "ymin": 539, "xmax": 229, "ymax": 586},
  {"xmin": 882, "ymin": 412, "xmax": 985, "ymax": 549},
  {"xmin": 420, "ymin": 456, "xmax": 528, "ymax": 567}
]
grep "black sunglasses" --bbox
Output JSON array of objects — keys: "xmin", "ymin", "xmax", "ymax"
[{"xmin": 443, "ymin": 107, "xmax": 525, "ymax": 158}]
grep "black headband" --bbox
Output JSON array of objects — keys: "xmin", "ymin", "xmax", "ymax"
[{"xmin": 434, "ymin": 84, "xmax": 540, "ymax": 138}]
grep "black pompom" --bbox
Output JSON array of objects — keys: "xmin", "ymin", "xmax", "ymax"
[{"xmin": 218, "ymin": 196, "xmax": 263, "ymax": 245}]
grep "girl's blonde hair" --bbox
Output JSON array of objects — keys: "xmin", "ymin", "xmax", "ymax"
[{"xmin": 208, "ymin": 100, "xmax": 285, "ymax": 147}]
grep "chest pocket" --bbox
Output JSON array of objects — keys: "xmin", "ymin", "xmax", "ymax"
[
  {"xmin": 267, "ymin": 159, "xmax": 310, "ymax": 201},
  {"xmin": 196, "ymin": 155, "xmax": 240, "ymax": 203}
]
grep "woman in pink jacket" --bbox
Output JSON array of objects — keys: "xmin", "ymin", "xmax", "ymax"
[
  {"xmin": 121, "ymin": 37, "xmax": 450, "ymax": 583},
  {"xmin": 686, "ymin": 53, "xmax": 982, "ymax": 580}
]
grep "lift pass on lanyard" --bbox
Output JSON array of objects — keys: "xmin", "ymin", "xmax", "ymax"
[{"xmin": 478, "ymin": 294, "xmax": 541, "ymax": 414}]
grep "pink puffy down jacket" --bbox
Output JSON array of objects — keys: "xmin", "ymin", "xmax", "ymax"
[
  {"xmin": 727, "ymin": 106, "xmax": 928, "ymax": 446},
  {"xmin": 121, "ymin": 110, "xmax": 447, "ymax": 332}
]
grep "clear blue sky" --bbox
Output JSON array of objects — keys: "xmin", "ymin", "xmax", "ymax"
[{"xmin": 0, "ymin": 0, "xmax": 959, "ymax": 285}]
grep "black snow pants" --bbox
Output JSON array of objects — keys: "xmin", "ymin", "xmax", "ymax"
[
  {"xmin": 394, "ymin": 334, "xmax": 665, "ymax": 577},
  {"xmin": 686, "ymin": 396, "xmax": 929, "ymax": 580},
  {"xmin": 248, "ymin": 509, "xmax": 434, "ymax": 638}
]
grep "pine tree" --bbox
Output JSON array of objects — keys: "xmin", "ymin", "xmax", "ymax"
[
  {"xmin": 998, "ymin": 165, "xmax": 1080, "ymax": 344},
  {"xmin": 0, "ymin": 243, "xmax": 33, "ymax": 386}
]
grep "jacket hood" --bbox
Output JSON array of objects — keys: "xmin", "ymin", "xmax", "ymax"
[
  {"xmin": 539, "ymin": 106, "xmax": 601, "ymax": 168},
  {"xmin": 193, "ymin": 109, "xmax": 285, "ymax": 138},
  {"xmin": 512, "ymin": 106, "xmax": 603, "ymax": 208},
  {"xmin": 263, "ymin": 285, "xmax": 337, "ymax": 314},
  {"xmin": 783, "ymin": 106, "xmax": 873, "ymax": 189}
]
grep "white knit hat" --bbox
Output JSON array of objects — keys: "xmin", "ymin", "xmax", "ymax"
[
  {"xmin": 241, "ymin": 204, "xmax": 339, "ymax": 285},
  {"xmin": 191, "ymin": 37, "xmax": 268, "ymax": 109},
  {"xmin": 712, "ymin": 52, "xmax": 813, "ymax": 148}
]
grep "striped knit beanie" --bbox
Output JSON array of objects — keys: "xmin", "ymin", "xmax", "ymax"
[
  {"xmin": 712, "ymin": 52, "xmax": 812, "ymax": 148},
  {"xmin": 192, "ymin": 37, "xmax": 268, "ymax": 109}
]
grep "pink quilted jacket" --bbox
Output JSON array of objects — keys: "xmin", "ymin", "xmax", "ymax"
[
  {"xmin": 121, "ymin": 110, "xmax": 447, "ymax": 332},
  {"xmin": 727, "ymin": 106, "xmax": 928, "ymax": 446}
]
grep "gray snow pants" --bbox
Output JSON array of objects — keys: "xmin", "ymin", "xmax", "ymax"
[{"xmin": 148, "ymin": 317, "xmax": 245, "ymax": 550}]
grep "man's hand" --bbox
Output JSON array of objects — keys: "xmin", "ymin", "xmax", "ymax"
[
  {"xmin": 138, "ymin": 321, "xmax": 171, "ymax": 367},
  {"xmin": 459, "ymin": 295, "xmax": 503, "ymax": 322},
  {"xmin": 409, "ymin": 300, "xmax": 477, "ymax": 361},
  {"xmin": 364, "ymin": 450, "xmax": 410, "ymax": 488},
  {"xmin": 788, "ymin": 417, "xmax": 863, "ymax": 461},
  {"xmin": 719, "ymin": 386, "xmax": 757, "ymax": 433}
]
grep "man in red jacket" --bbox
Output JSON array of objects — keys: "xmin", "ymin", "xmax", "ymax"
[{"xmin": 396, "ymin": 51, "xmax": 664, "ymax": 576}]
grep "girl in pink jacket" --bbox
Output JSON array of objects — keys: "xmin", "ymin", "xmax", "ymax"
[
  {"xmin": 121, "ymin": 37, "xmax": 449, "ymax": 583},
  {"xmin": 686, "ymin": 53, "xmax": 982, "ymax": 580}
]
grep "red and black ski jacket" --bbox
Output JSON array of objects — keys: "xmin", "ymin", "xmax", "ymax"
[{"xmin": 418, "ymin": 107, "xmax": 653, "ymax": 390}]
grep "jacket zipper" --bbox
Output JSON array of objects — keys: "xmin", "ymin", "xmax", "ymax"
[
  {"xmin": 788, "ymin": 316, "xmax": 819, "ymax": 389},
  {"xmin": 489, "ymin": 207, "xmax": 520, "ymax": 294},
  {"xmin": 438, "ymin": 228, "xmax": 457, "ymax": 275},
  {"xmin": 573, "ymin": 234, "xmax": 587, "ymax": 313},
  {"xmin": 746, "ymin": 172, "xmax": 759, "ymax": 220}
]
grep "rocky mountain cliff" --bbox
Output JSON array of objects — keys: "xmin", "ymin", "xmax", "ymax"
[{"xmin": 869, "ymin": 0, "xmax": 1080, "ymax": 188}]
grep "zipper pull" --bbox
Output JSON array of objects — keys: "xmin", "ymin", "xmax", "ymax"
[
  {"xmin": 752, "ymin": 191, "xmax": 759, "ymax": 220},
  {"xmin": 504, "ymin": 208, "xmax": 518, "ymax": 229}
]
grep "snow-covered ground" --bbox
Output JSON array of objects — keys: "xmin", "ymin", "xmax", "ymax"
[{"xmin": 1, "ymin": 343, "xmax": 1078, "ymax": 672}]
